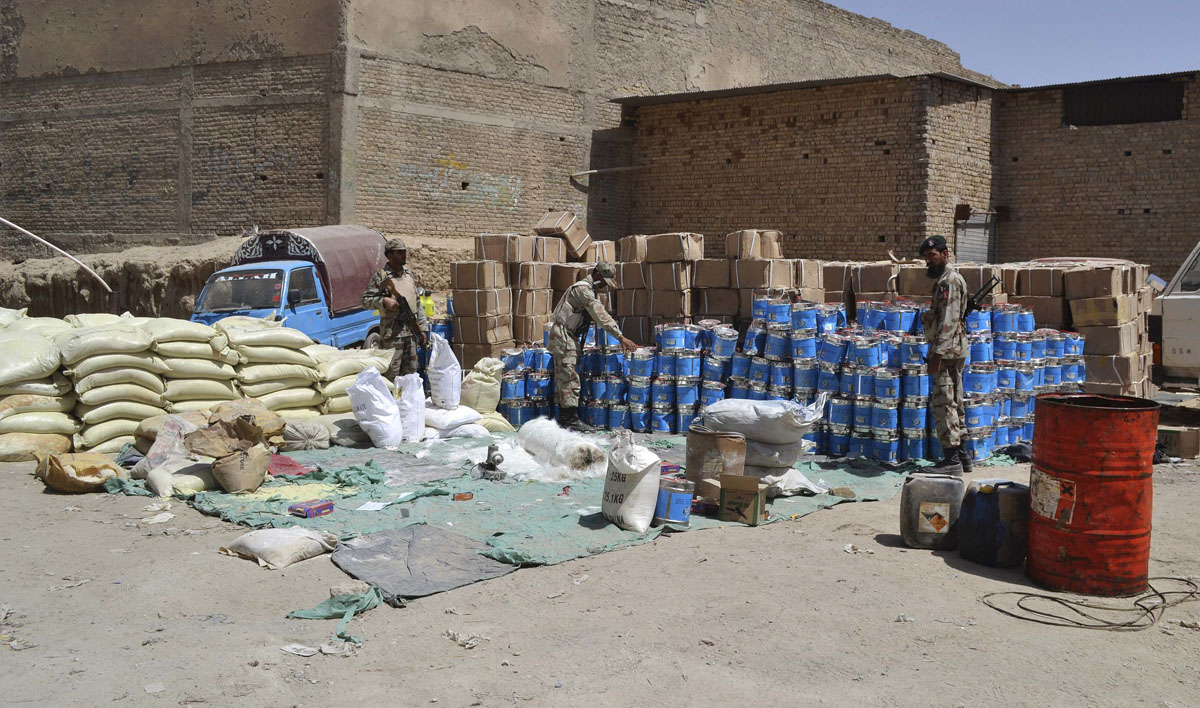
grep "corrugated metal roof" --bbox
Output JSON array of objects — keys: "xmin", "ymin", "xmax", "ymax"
[{"xmin": 1005, "ymin": 70, "xmax": 1199, "ymax": 93}]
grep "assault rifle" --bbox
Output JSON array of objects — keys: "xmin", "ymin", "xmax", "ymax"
[{"xmin": 964, "ymin": 276, "xmax": 1001, "ymax": 322}]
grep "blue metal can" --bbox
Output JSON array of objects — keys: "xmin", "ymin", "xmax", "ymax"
[
  {"xmin": 729, "ymin": 377, "xmax": 750, "ymax": 399},
  {"xmin": 675, "ymin": 353, "xmax": 701, "ymax": 378},
  {"xmin": 792, "ymin": 359, "xmax": 818, "ymax": 390},
  {"xmin": 651, "ymin": 377, "xmax": 676, "ymax": 405},
  {"xmin": 748, "ymin": 357, "xmax": 770, "ymax": 384},
  {"xmin": 730, "ymin": 352, "xmax": 752, "ymax": 379}
]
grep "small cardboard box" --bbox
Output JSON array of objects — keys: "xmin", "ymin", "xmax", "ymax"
[
  {"xmin": 1158, "ymin": 426, "xmax": 1200, "ymax": 459},
  {"xmin": 617, "ymin": 234, "xmax": 648, "ymax": 262},
  {"xmin": 551, "ymin": 263, "xmax": 591, "ymax": 290},
  {"xmin": 534, "ymin": 236, "xmax": 567, "ymax": 263},
  {"xmin": 616, "ymin": 289, "xmax": 649, "ymax": 317},
  {"xmin": 731, "ymin": 259, "xmax": 793, "ymax": 289},
  {"xmin": 696, "ymin": 289, "xmax": 740, "ymax": 316},
  {"xmin": 592, "ymin": 241, "xmax": 617, "ymax": 263},
  {"xmin": 725, "ymin": 230, "xmax": 782, "ymax": 260},
  {"xmin": 1017, "ymin": 266, "xmax": 1078, "ymax": 297},
  {"xmin": 518, "ymin": 262, "xmax": 552, "ymax": 290},
  {"xmin": 1077, "ymin": 323, "xmax": 1139, "ymax": 355},
  {"xmin": 1069, "ymin": 294, "xmax": 1138, "ymax": 327},
  {"xmin": 718, "ymin": 474, "xmax": 768, "ymax": 526},
  {"xmin": 515, "ymin": 289, "xmax": 553, "ymax": 316},
  {"xmin": 453, "ymin": 315, "xmax": 513, "ymax": 344},
  {"xmin": 649, "ymin": 290, "xmax": 692, "ymax": 317},
  {"xmin": 694, "ymin": 259, "xmax": 731, "ymax": 288},
  {"xmin": 694, "ymin": 477, "xmax": 722, "ymax": 503},
  {"xmin": 1009, "ymin": 295, "xmax": 1071, "ymax": 329},
  {"xmin": 450, "ymin": 260, "xmax": 508, "ymax": 289},
  {"xmin": 850, "ymin": 263, "xmax": 898, "ymax": 294},
  {"xmin": 793, "ymin": 259, "xmax": 823, "ymax": 289},
  {"xmin": 619, "ymin": 316, "xmax": 652, "ymax": 346},
  {"xmin": 535, "ymin": 211, "xmax": 591, "ymax": 259},
  {"xmin": 1083, "ymin": 353, "xmax": 1143, "ymax": 385},
  {"xmin": 1065, "ymin": 265, "xmax": 1133, "ymax": 300},
  {"xmin": 475, "ymin": 233, "xmax": 535, "ymax": 262},
  {"xmin": 513, "ymin": 315, "xmax": 550, "ymax": 344},
  {"xmin": 645, "ymin": 262, "xmax": 693, "ymax": 291},
  {"xmin": 646, "ymin": 232, "xmax": 704, "ymax": 262},
  {"xmin": 897, "ymin": 264, "xmax": 930, "ymax": 296},
  {"xmin": 616, "ymin": 262, "xmax": 645, "ymax": 290},
  {"xmin": 451, "ymin": 288, "xmax": 512, "ymax": 317}
]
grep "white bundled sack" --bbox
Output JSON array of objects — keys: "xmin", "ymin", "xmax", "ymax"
[
  {"xmin": 0, "ymin": 306, "xmax": 27, "ymax": 328},
  {"xmin": 461, "ymin": 357, "xmax": 504, "ymax": 414},
  {"xmin": 425, "ymin": 333, "xmax": 461, "ymax": 409},
  {"xmin": 346, "ymin": 368, "xmax": 404, "ymax": 448},
  {"xmin": 602, "ymin": 430, "xmax": 662, "ymax": 533},
  {"xmin": 64, "ymin": 312, "xmax": 130, "ymax": 328},
  {"xmin": 153, "ymin": 340, "xmax": 240, "ymax": 363},
  {"xmin": 219, "ymin": 527, "xmax": 338, "ymax": 570},
  {"xmin": 0, "ymin": 333, "xmax": 62, "ymax": 387},
  {"xmin": 4, "ymin": 317, "xmax": 72, "ymax": 338},
  {"xmin": 67, "ymin": 352, "xmax": 170, "ymax": 378},
  {"xmin": 393, "ymin": 373, "xmax": 426, "ymax": 443},
  {"xmin": 744, "ymin": 438, "xmax": 806, "ymax": 469},
  {"xmin": 424, "ymin": 405, "xmax": 481, "ymax": 431},
  {"xmin": 0, "ymin": 374, "xmax": 72, "ymax": 397},
  {"xmin": 516, "ymin": 417, "xmax": 607, "ymax": 481},
  {"xmin": 220, "ymin": 324, "xmax": 313, "ymax": 349},
  {"xmin": 700, "ymin": 393, "xmax": 827, "ymax": 444},
  {"xmin": 231, "ymin": 345, "xmax": 316, "ymax": 367},
  {"xmin": 280, "ymin": 421, "xmax": 331, "ymax": 451},
  {"xmin": 54, "ymin": 323, "xmax": 154, "ymax": 365},
  {"xmin": 140, "ymin": 317, "xmax": 223, "ymax": 344}
]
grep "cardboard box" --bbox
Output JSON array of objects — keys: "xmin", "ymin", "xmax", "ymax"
[
  {"xmin": 513, "ymin": 315, "xmax": 550, "ymax": 344},
  {"xmin": 694, "ymin": 478, "xmax": 722, "ymax": 503},
  {"xmin": 999, "ymin": 265, "xmax": 1020, "ymax": 296},
  {"xmin": 551, "ymin": 263, "xmax": 591, "ymax": 290},
  {"xmin": 616, "ymin": 289, "xmax": 649, "ymax": 317},
  {"xmin": 475, "ymin": 233, "xmax": 535, "ymax": 262},
  {"xmin": 1138, "ymin": 286, "xmax": 1153, "ymax": 313},
  {"xmin": 956, "ymin": 264, "xmax": 1001, "ymax": 294},
  {"xmin": 454, "ymin": 341, "xmax": 514, "ymax": 371},
  {"xmin": 534, "ymin": 236, "xmax": 566, "ymax": 263},
  {"xmin": 518, "ymin": 262, "xmax": 552, "ymax": 290},
  {"xmin": 897, "ymin": 264, "xmax": 930, "ymax": 296},
  {"xmin": 725, "ymin": 230, "xmax": 782, "ymax": 260},
  {"xmin": 1009, "ymin": 295, "xmax": 1071, "ymax": 329},
  {"xmin": 649, "ymin": 290, "xmax": 692, "ymax": 317},
  {"xmin": 1158, "ymin": 426, "xmax": 1200, "ymax": 459},
  {"xmin": 515, "ymin": 289, "xmax": 553, "ymax": 316},
  {"xmin": 1082, "ymin": 378, "xmax": 1152, "ymax": 398},
  {"xmin": 646, "ymin": 232, "xmax": 704, "ymax": 262},
  {"xmin": 450, "ymin": 260, "xmax": 508, "ymax": 289},
  {"xmin": 1077, "ymin": 323, "xmax": 1139, "ymax": 355},
  {"xmin": 453, "ymin": 315, "xmax": 513, "ymax": 344},
  {"xmin": 695, "ymin": 289, "xmax": 739, "ymax": 316},
  {"xmin": 592, "ymin": 241, "xmax": 617, "ymax": 263},
  {"xmin": 793, "ymin": 259, "xmax": 823, "ymax": 289},
  {"xmin": 1065, "ymin": 265, "xmax": 1133, "ymax": 300},
  {"xmin": 1083, "ymin": 353, "xmax": 1143, "ymax": 385},
  {"xmin": 731, "ymin": 259, "xmax": 793, "ymax": 289},
  {"xmin": 694, "ymin": 259, "xmax": 731, "ymax": 288},
  {"xmin": 797, "ymin": 287, "xmax": 824, "ymax": 303},
  {"xmin": 616, "ymin": 262, "xmax": 645, "ymax": 290},
  {"xmin": 451, "ymin": 288, "xmax": 512, "ymax": 317},
  {"xmin": 617, "ymin": 234, "xmax": 648, "ymax": 262},
  {"xmin": 535, "ymin": 211, "xmax": 591, "ymax": 259},
  {"xmin": 850, "ymin": 263, "xmax": 898, "ymax": 294},
  {"xmin": 1017, "ymin": 266, "xmax": 1078, "ymax": 297},
  {"xmin": 718, "ymin": 474, "xmax": 768, "ymax": 526},
  {"xmin": 1069, "ymin": 294, "xmax": 1138, "ymax": 327},
  {"xmin": 619, "ymin": 316, "xmax": 652, "ymax": 346},
  {"xmin": 645, "ymin": 262, "xmax": 693, "ymax": 291},
  {"xmin": 823, "ymin": 262, "xmax": 855, "ymax": 296}
]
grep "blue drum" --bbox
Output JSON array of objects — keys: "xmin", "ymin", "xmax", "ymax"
[
  {"xmin": 902, "ymin": 434, "xmax": 927, "ymax": 461},
  {"xmin": 815, "ymin": 307, "xmax": 843, "ymax": 335},
  {"xmin": 1044, "ymin": 332, "xmax": 1065, "ymax": 359},
  {"xmin": 872, "ymin": 435, "xmax": 901, "ymax": 463},
  {"xmin": 852, "ymin": 367, "xmax": 876, "ymax": 398},
  {"xmin": 677, "ymin": 409, "xmax": 698, "ymax": 432},
  {"xmin": 900, "ymin": 403, "xmax": 927, "ymax": 432},
  {"xmin": 992, "ymin": 307, "xmax": 1017, "ymax": 334},
  {"xmin": 849, "ymin": 431, "xmax": 872, "ymax": 457},
  {"xmin": 526, "ymin": 347, "xmax": 553, "ymax": 372},
  {"xmin": 1023, "ymin": 417, "xmax": 1035, "ymax": 441},
  {"xmin": 829, "ymin": 397, "xmax": 855, "ymax": 427},
  {"xmin": 730, "ymin": 377, "xmax": 750, "ymax": 399},
  {"xmin": 603, "ymin": 375, "xmax": 627, "ymax": 404},
  {"xmin": 1009, "ymin": 394, "xmax": 1030, "ymax": 419},
  {"xmin": 702, "ymin": 356, "xmax": 729, "ymax": 382},
  {"xmin": 790, "ymin": 330, "xmax": 818, "ymax": 360},
  {"xmin": 913, "ymin": 306, "xmax": 929, "ymax": 334},
  {"xmin": 966, "ymin": 309, "xmax": 991, "ymax": 333},
  {"xmin": 994, "ymin": 335, "xmax": 1017, "ymax": 361},
  {"xmin": 752, "ymin": 294, "xmax": 770, "ymax": 321},
  {"xmin": 582, "ymin": 403, "xmax": 607, "ymax": 428},
  {"xmin": 1029, "ymin": 334, "xmax": 1047, "ymax": 361},
  {"xmin": 676, "ymin": 354, "xmax": 701, "ymax": 378},
  {"xmin": 655, "ymin": 352, "xmax": 676, "ymax": 377},
  {"xmin": 852, "ymin": 398, "xmax": 874, "ymax": 430},
  {"xmin": 964, "ymin": 433, "xmax": 992, "ymax": 462},
  {"xmin": 628, "ymin": 376, "xmax": 651, "ymax": 405},
  {"xmin": 651, "ymin": 377, "xmax": 676, "ymax": 405},
  {"xmin": 969, "ymin": 336, "xmax": 993, "ymax": 363},
  {"xmin": 651, "ymin": 405, "xmax": 676, "ymax": 434},
  {"xmin": 791, "ymin": 302, "xmax": 818, "ymax": 331},
  {"xmin": 580, "ymin": 347, "xmax": 603, "ymax": 374},
  {"xmin": 1063, "ymin": 333, "xmax": 1084, "ymax": 356},
  {"xmin": 901, "ymin": 365, "xmax": 931, "ymax": 398},
  {"xmin": 994, "ymin": 420, "xmax": 1011, "ymax": 447},
  {"xmin": 872, "ymin": 402, "xmax": 899, "ymax": 433},
  {"xmin": 963, "ymin": 363, "xmax": 996, "ymax": 395},
  {"xmin": 588, "ymin": 375, "xmax": 608, "ymax": 402},
  {"xmin": 873, "ymin": 368, "xmax": 901, "ymax": 401},
  {"xmin": 500, "ymin": 372, "xmax": 526, "ymax": 400},
  {"xmin": 1062, "ymin": 359, "xmax": 1081, "ymax": 382},
  {"xmin": 604, "ymin": 351, "xmax": 627, "ymax": 376},
  {"xmin": 766, "ymin": 300, "xmax": 791, "ymax": 326},
  {"xmin": 748, "ymin": 383, "xmax": 769, "ymax": 401},
  {"xmin": 730, "ymin": 352, "xmax": 752, "ymax": 379},
  {"xmin": 880, "ymin": 336, "xmax": 902, "ymax": 369},
  {"xmin": 701, "ymin": 381, "xmax": 726, "ymax": 407},
  {"xmin": 901, "ymin": 336, "xmax": 929, "ymax": 366},
  {"xmin": 795, "ymin": 388, "xmax": 816, "ymax": 405},
  {"xmin": 659, "ymin": 325, "xmax": 685, "ymax": 351},
  {"xmin": 768, "ymin": 361, "xmax": 791, "ymax": 388},
  {"xmin": 1009, "ymin": 418, "xmax": 1025, "ymax": 443},
  {"xmin": 839, "ymin": 365, "xmax": 856, "ymax": 397},
  {"xmin": 764, "ymin": 326, "xmax": 790, "ymax": 361},
  {"xmin": 996, "ymin": 363, "xmax": 1016, "ymax": 390},
  {"xmin": 743, "ymin": 322, "xmax": 768, "ymax": 357},
  {"xmin": 609, "ymin": 404, "xmax": 629, "ymax": 431},
  {"xmin": 850, "ymin": 337, "xmax": 882, "ymax": 367},
  {"xmin": 748, "ymin": 357, "xmax": 770, "ymax": 384},
  {"xmin": 828, "ymin": 426, "xmax": 851, "ymax": 456},
  {"xmin": 767, "ymin": 386, "xmax": 791, "ymax": 401},
  {"xmin": 964, "ymin": 399, "xmax": 988, "ymax": 429},
  {"xmin": 630, "ymin": 349, "xmax": 655, "ymax": 378},
  {"xmin": 675, "ymin": 378, "xmax": 700, "ymax": 407},
  {"xmin": 1015, "ymin": 366, "xmax": 1035, "ymax": 392},
  {"xmin": 817, "ymin": 364, "xmax": 841, "ymax": 394},
  {"xmin": 507, "ymin": 401, "xmax": 537, "ymax": 427},
  {"xmin": 1013, "ymin": 335, "xmax": 1033, "ymax": 363},
  {"xmin": 695, "ymin": 320, "xmax": 719, "ymax": 353},
  {"xmin": 818, "ymin": 334, "xmax": 848, "ymax": 366},
  {"xmin": 629, "ymin": 405, "xmax": 650, "ymax": 433},
  {"xmin": 793, "ymin": 360, "xmax": 818, "ymax": 390},
  {"xmin": 501, "ymin": 348, "xmax": 526, "ymax": 372},
  {"xmin": 525, "ymin": 372, "xmax": 552, "ymax": 400},
  {"xmin": 1016, "ymin": 309, "xmax": 1036, "ymax": 333},
  {"xmin": 711, "ymin": 327, "xmax": 738, "ymax": 358},
  {"xmin": 999, "ymin": 395, "xmax": 1012, "ymax": 417},
  {"xmin": 1033, "ymin": 364, "xmax": 1047, "ymax": 387}
]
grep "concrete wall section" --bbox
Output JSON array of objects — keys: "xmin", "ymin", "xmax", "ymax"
[
  {"xmin": 992, "ymin": 75, "xmax": 1200, "ymax": 277},
  {"xmin": 923, "ymin": 77, "xmax": 994, "ymax": 241}
]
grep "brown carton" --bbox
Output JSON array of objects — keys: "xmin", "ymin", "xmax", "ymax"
[
  {"xmin": 534, "ymin": 211, "xmax": 591, "ymax": 259},
  {"xmin": 451, "ymin": 288, "xmax": 512, "ymax": 318},
  {"xmin": 450, "ymin": 260, "xmax": 508, "ymax": 289},
  {"xmin": 1137, "ymin": 286, "xmax": 1153, "ymax": 312},
  {"xmin": 725, "ymin": 230, "xmax": 782, "ymax": 260},
  {"xmin": 475, "ymin": 233, "xmax": 535, "ymax": 262},
  {"xmin": 740, "ymin": 289, "xmax": 757, "ymax": 317},
  {"xmin": 616, "ymin": 289, "xmax": 649, "ymax": 317},
  {"xmin": 617, "ymin": 235, "xmax": 648, "ymax": 262},
  {"xmin": 1009, "ymin": 295, "xmax": 1071, "ymax": 329},
  {"xmin": 718, "ymin": 474, "xmax": 768, "ymax": 526},
  {"xmin": 1069, "ymin": 294, "xmax": 1138, "ymax": 327},
  {"xmin": 551, "ymin": 263, "xmax": 591, "ymax": 290},
  {"xmin": 534, "ymin": 236, "xmax": 567, "ymax": 263},
  {"xmin": 694, "ymin": 259, "xmax": 731, "ymax": 288},
  {"xmin": 1017, "ymin": 266, "xmax": 1077, "ymax": 297},
  {"xmin": 515, "ymin": 289, "xmax": 553, "ymax": 317},
  {"xmin": 453, "ymin": 315, "xmax": 513, "ymax": 344},
  {"xmin": 850, "ymin": 263, "xmax": 898, "ymax": 294},
  {"xmin": 793, "ymin": 259, "xmax": 824, "ymax": 289},
  {"xmin": 897, "ymin": 264, "xmax": 929, "ymax": 296},
  {"xmin": 645, "ymin": 262, "xmax": 693, "ymax": 291},
  {"xmin": 513, "ymin": 315, "xmax": 551, "ymax": 344},
  {"xmin": 1158, "ymin": 426, "xmax": 1200, "ymax": 459},
  {"xmin": 695, "ymin": 289, "xmax": 739, "ymax": 316},
  {"xmin": 646, "ymin": 233, "xmax": 704, "ymax": 262},
  {"xmin": 1065, "ymin": 265, "xmax": 1133, "ymax": 299},
  {"xmin": 649, "ymin": 290, "xmax": 692, "ymax": 317},
  {"xmin": 619, "ymin": 316, "xmax": 652, "ymax": 346},
  {"xmin": 1077, "ymin": 323, "xmax": 1138, "ymax": 355},
  {"xmin": 518, "ymin": 262, "xmax": 552, "ymax": 290},
  {"xmin": 454, "ymin": 341, "xmax": 514, "ymax": 371},
  {"xmin": 1083, "ymin": 353, "xmax": 1144, "ymax": 385},
  {"xmin": 823, "ymin": 262, "xmax": 855, "ymax": 296},
  {"xmin": 731, "ymin": 259, "xmax": 793, "ymax": 289},
  {"xmin": 956, "ymin": 264, "xmax": 1001, "ymax": 294},
  {"xmin": 999, "ymin": 265, "xmax": 1020, "ymax": 295},
  {"xmin": 592, "ymin": 241, "xmax": 617, "ymax": 263},
  {"xmin": 797, "ymin": 287, "xmax": 824, "ymax": 303},
  {"xmin": 616, "ymin": 262, "xmax": 645, "ymax": 290}
]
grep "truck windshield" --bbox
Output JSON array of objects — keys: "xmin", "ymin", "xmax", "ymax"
[{"xmin": 197, "ymin": 269, "xmax": 284, "ymax": 312}]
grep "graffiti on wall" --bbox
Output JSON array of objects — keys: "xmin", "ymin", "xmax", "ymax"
[{"xmin": 362, "ymin": 154, "xmax": 522, "ymax": 212}]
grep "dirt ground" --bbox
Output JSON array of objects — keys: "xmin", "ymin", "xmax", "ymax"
[{"xmin": 2, "ymin": 457, "xmax": 1199, "ymax": 708}]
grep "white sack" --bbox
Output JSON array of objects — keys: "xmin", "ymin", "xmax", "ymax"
[
  {"xmin": 460, "ymin": 357, "xmax": 503, "ymax": 414},
  {"xmin": 0, "ymin": 374, "xmax": 72, "ymax": 397},
  {"xmin": 78, "ymin": 383, "xmax": 165, "ymax": 407},
  {"xmin": 4, "ymin": 317, "xmax": 72, "ymax": 338},
  {"xmin": 423, "ymin": 405, "xmax": 481, "ymax": 431},
  {"xmin": 237, "ymin": 363, "xmax": 320, "ymax": 384},
  {"xmin": 0, "ymin": 412, "xmax": 81, "ymax": 435},
  {"xmin": 55, "ymin": 324, "xmax": 154, "ymax": 365},
  {"xmin": 131, "ymin": 414, "xmax": 206, "ymax": 481},
  {"xmin": 281, "ymin": 421, "xmax": 331, "ymax": 451},
  {"xmin": 602, "ymin": 429, "xmax": 662, "ymax": 533},
  {"xmin": 139, "ymin": 317, "xmax": 220, "ymax": 343},
  {"xmin": 67, "ymin": 352, "xmax": 170, "ymax": 378},
  {"xmin": 220, "ymin": 325, "xmax": 312, "ymax": 349},
  {"xmin": 393, "ymin": 373, "xmax": 426, "ymax": 443},
  {"xmin": 257, "ymin": 387, "xmax": 325, "ymax": 411},
  {"xmin": 240, "ymin": 377, "xmax": 314, "ymax": 397},
  {"xmin": 161, "ymin": 357, "xmax": 237, "ymax": 380},
  {"xmin": 0, "ymin": 333, "xmax": 61, "ymax": 386},
  {"xmin": 699, "ymin": 393, "xmax": 827, "ymax": 445},
  {"xmin": 153, "ymin": 340, "xmax": 239, "ymax": 363},
  {"xmin": 163, "ymin": 378, "xmax": 240, "ymax": 402},
  {"xmin": 232, "ymin": 344, "xmax": 316, "ymax": 367},
  {"xmin": 219, "ymin": 527, "xmax": 338, "ymax": 570},
  {"xmin": 425, "ymin": 332, "xmax": 461, "ymax": 409},
  {"xmin": 346, "ymin": 368, "xmax": 404, "ymax": 448},
  {"xmin": 515, "ymin": 417, "xmax": 607, "ymax": 481},
  {"xmin": 744, "ymin": 438, "xmax": 806, "ymax": 469}
]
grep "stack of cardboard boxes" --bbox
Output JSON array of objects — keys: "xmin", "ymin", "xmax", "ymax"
[
  {"xmin": 693, "ymin": 230, "xmax": 822, "ymax": 325},
  {"xmin": 613, "ymin": 232, "xmax": 704, "ymax": 344},
  {"xmin": 450, "ymin": 257, "xmax": 513, "ymax": 369},
  {"xmin": 1065, "ymin": 263, "xmax": 1155, "ymax": 398}
]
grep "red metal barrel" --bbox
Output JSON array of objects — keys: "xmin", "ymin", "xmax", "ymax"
[{"xmin": 1027, "ymin": 393, "xmax": 1159, "ymax": 596}]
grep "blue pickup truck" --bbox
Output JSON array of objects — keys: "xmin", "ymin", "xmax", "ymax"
[{"xmin": 190, "ymin": 225, "xmax": 387, "ymax": 348}]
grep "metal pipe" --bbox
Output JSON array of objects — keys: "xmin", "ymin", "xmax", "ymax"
[
  {"xmin": 569, "ymin": 166, "xmax": 642, "ymax": 179},
  {"xmin": 0, "ymin": 216, "xmax": 114, "ymax": 293}
]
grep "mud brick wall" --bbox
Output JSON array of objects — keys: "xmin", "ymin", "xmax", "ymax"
[
  {"xmin": 924, "ymin": 77, "xmax": 995, "ymax": 241},
  {"xmin": 992, "ymin": 75, "xmax": 1200, "ymax": 277}
]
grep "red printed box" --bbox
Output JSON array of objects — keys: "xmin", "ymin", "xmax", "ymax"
[{"xmin": 288, "ymin": 499, "xmax": 335, "ymax": 518}]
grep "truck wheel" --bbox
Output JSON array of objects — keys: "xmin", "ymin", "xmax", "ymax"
[{"xmin": 363, "ymin": 330, "xmax": 382, "ymax": 350}]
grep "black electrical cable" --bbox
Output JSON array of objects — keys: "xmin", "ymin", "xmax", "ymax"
[{"xmin": 981, "ymin": 577, "xmax": 1200, "ymax": 631}]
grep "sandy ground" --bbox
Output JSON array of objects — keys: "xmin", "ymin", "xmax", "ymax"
[{"xmin": 2, "ymin": 457, "xmax": 1199, "ymax": 708}]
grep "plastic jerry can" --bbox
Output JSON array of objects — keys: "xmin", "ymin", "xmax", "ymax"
[
  {"xmin": 958, "ymin": 479, "xmax": 1031, "ymax": 568},
  {"xmin": 900, "ymin": 473, "xmax": 966, "ymax": 550}
]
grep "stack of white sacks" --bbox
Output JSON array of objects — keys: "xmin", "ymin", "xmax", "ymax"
[
  {"xmin": 143, "ymin": 318, "xmax": 243, "ymax": 414},
  {"xmin": 217, "ymin": 318, "xmax": 324, "ymax": 420},
  {"xmin": 303, "ymin": 344, "xmax": 392, "ymax": 415},
  {"xmin": 0, "ymin": 309, "xmax": 78, "ymax": 460}
]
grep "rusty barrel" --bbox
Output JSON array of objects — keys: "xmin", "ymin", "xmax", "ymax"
[{"xmin": 1027, "ymin": 393, "xmax": 1159, "ymax": 596}]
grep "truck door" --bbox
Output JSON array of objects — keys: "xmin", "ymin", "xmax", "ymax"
[
  {"xmin": 1161, "ymin": 243, "xmax": 1200, "ymax": 378},
  {"xmin": 283, "ymin": 266, "xmax": 330, "ymax": 344}
]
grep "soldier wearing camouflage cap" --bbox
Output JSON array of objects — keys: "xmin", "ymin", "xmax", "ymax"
[
  {"xmin": 361, "ymin": 236, "xmax": 427, "ymax": 378},
  {"xmin": 919, "ymin": 234, "xmax": 970, "ymax": 475},
  {"xmin": 548, "ymin": 261, "xmax": 635, "ymax": 432}
]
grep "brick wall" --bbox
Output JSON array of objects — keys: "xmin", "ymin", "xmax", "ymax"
[
  {"xmin": 923, "ymin": 77, "xmax": 994, "ymax": 241},
  {"xmin": 992, "ymin": 76, "xmax": 1200, "ymax": 277}
]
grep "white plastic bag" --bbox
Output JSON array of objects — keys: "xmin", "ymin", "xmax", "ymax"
[
  {"xmin": 423, "ymin": 405, "xmax": 481, "ymax": 431},
  {"xmin": 602, "ymin": 430, "xmax": 662, "ymax": 533},
  {"xmin": 699, "ymin": 393, "xmax": 827, "ymax": 444},
  {"xmin": 393, "ymin": 373, "xmax": 426, "ymax": 443},
  {"xmin": 219, "ymin": 527, "xmax": 338, "ymax": 570},
  {"xmin": 425, "ymin": 333, "xmax": 462, "ymax": 409},
  {"xmin": 346, "ymin": 368, "xmax": 404, "ymax": 448},
  {"xmin": 438, "ymin": 423, "xmax": 491, "ymax": 439}
]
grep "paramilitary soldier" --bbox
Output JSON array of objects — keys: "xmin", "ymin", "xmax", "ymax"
[
  {"xmin": 548, "ymin": 262, "xmax": 637, "ymax": 432},
  {"xmin": 919, "ymin": 235, "xmax": 971, "ymax": 475},
  {"xmin": 361, "ymin": 237, "xmax": 427, "ymax": 379}
]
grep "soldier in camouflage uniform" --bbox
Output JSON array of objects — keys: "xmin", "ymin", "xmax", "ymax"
[
  {"xmin": 919, "ymin": 235, "xmax": 970, "ymax": 475},
  {"xmin": 361, "ymin": 237, "xmax": 427, "ymax": 379},
  {"xmin": 548, "ymin": 262, "xmax": 637, "ymax": 432}
]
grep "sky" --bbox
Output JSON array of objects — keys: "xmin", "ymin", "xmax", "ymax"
[{"xmin": 830, "ymin": 0, "xmax": 1200, "ymax": 87}]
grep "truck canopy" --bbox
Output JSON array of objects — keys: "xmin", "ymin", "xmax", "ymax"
[{"xmin": 232, "ymin": 225, "xmax": 386, "ymax": 314}]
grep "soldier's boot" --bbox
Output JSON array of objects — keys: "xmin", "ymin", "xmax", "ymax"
[
  {"xmin": 958, "ymin": 444, "xmax": 975, "ymax": 474},
  {"xmin": 559, "ymin": 407, "xmax": 594, "ymax": 433},
  {"xmin": 931, "ymin": 445, "xmax": 964, "ymax": 475}
]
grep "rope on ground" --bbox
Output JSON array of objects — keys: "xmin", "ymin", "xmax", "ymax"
[{"xmin": 981, "ymin": 577, "xmax": 1200, "ymax": 631}]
